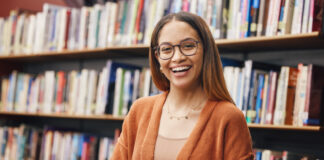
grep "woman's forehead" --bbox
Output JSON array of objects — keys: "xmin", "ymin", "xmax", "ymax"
[{"xmin": 158, "ymin": 20, "xmax": 199, "ymax": 44}]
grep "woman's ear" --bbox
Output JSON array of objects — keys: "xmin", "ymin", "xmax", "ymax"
[{"xmin": 155, "ymin": 51, "xmax": 158, "ymax": 60}]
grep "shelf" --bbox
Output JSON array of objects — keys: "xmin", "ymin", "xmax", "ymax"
[
  {"xmin": 0, "ymin": 45, "xmax": 149, "ymax": 62},
  {"xmin": 1, "ymin": 111, "xmax": 322, "ymax": 131},
  {"xmin": 248, "ymin": 123, "xmax": 322, "ymax": 131},
  {"xmin": 0, "ymin": 111, "xmax": 124, "ymax": 121},
  {"xmin": 0, "ymin": 33, "xmax": 323, "ymax": 62},
  {"xmin": 216, "ymin": 32, "xmax": 324, "ymax": 52}
]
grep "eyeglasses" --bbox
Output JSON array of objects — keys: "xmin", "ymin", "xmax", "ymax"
[{"xmin": 155, "ymin": 39, "xmax": 200, "ymax": 60}]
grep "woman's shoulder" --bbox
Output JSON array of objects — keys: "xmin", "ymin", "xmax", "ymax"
[
  {"xmin": 209, "ymin": 100, "xmax": 246, "ymax": 122},
  {"xmin": 128, "ymin": 92, "xmax": 165, "ymax": 117}
]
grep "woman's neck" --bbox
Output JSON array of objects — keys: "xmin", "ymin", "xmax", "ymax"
[{"xmin": 166, "ymin": 85, "xmax": 207, "ymax": 110}]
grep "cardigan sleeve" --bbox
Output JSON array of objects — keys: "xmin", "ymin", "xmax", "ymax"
[
  {"xmin": 223, "ymin": 109, "xmax": 254, "ymax": 160},
  {"xmin": 110, "ymin": 112, "xmax": 131, "ymax": 160}
]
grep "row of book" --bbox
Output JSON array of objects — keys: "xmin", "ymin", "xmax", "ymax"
[
  {"xmin": 0, "ymin": 0, "xmax": 323, "ymax": 55},
  {"xmin": 0, "ymin": 125, "xmax": 118, "ymax": 160},
  {"xmin": 254, "ymin": 149, "xmax": 319, "ymax": 160},
  {"xmin": 223, "ymin": 59, "xmax": 324, "ymax": 126},
  {"xmin": 0, "ymin": 60, "xmax": 159, "ymax": 116}
]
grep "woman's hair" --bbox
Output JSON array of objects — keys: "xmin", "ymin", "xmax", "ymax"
[{"xmin": 149, "ymin": 11, "xmax": 233, "ymax": 103}]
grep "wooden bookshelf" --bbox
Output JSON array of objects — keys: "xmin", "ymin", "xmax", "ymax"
[
  {"xmin": 248, "ymin": 123, "xmax": 322, "ymax": 131},
  {"xmin": 0, "ymin": 32, "xmax": 323, "ymax": 62},
  {"xmin": 216, "ymin": 32, "xmax": 324, "ymax": 52},
  {"xmin": 0, "ymin": 45, "xmax": 149, "ymax": 62},
  {"xmin": 0, "ymin": 111, "xmax": 124, "ymax": 121},
  {"xmin": 1, "ymin": 111, "xmax": 322, "ymax": 131}
]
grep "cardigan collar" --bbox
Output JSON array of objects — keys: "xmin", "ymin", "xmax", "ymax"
[{"xmin": 141, "ymin": 92, "xmax": 218, "ymax": 160}]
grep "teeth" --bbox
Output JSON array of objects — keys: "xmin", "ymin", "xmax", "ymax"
[{"xmin": 172, "ymin": 66, "xmax": 190, "ymax": 72}]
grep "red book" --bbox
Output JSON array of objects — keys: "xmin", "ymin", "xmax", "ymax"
[
  {"xmin": 133, "ymin": 0, "xmax": 144, "ymax": 44},
  {"xmin": 64, "ymin": 9, "xmax": 71, "ymax": 50},
  {"xmin": 284, "ymin": 67, "xmax": 298, "ymax": 125},
  {"xmin": 303, "ymin": 64, "xmax": 324, "ymax": 125}
]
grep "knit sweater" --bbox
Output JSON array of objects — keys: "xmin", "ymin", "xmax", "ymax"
[{"xmin": 111, "ymin": 92, "xmax": 254, "ymax": 160}]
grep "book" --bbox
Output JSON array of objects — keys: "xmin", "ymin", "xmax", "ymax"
[{"xmin": 303, "ymin": 64, "xmax": 324, "ymax": 125}]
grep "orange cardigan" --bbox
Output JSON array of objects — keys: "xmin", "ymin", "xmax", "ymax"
[{"xmin": 111, "ymin": 92, "xmax": 254, "ymax": 160}]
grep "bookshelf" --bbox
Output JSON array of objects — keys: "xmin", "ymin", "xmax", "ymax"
[
  {"xmin": 0, "ymin": 32, "xmax": 323, "ymax": 62},
  {"xmin": 0, "ymin": 111, "xmax": 321, "ymax": 131},
  {"xmin": 1, "ymin": 33, "xmax": 324, "ymax": 158}
]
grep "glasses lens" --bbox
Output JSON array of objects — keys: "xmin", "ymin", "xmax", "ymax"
[
  {"xmin": 180, "ymin": 40, "xmax": 197, "ymax": 55},
  {"xmin": 159, "ymin": 44, "xmax": 173, "ymax": 59}
]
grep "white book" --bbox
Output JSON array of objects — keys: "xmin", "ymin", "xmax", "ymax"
[
  {"xmin": 13, "ymin": 14, "xmax": 25, "ymax": 54},
  {"xmin": 107, "ymin": 2, "xmax": 117, "ymax": 46},
  {"xmin": 95, "ymin": 67, "xmax": 108, "ymax": 115},
  {"xmin": 19, "ymin": 74, "xmax": 30, "ymax": 112},
  {"xmin": 122, "ymin": 70, "xmax": 132, "ymax": 115},
  {"xmin": 25, "ymin": 15, "xmax": 36, "ymax": 54},
  {"xmin": 126, "ymin": 0, "xmax": 140, "ymax": 45},
  {"xmin": 224, "ymin": 66, "xmax": 234, "ymax": 97},
  {"xmin": 7, "ymin": 71, "xmax": 18, "ymax": 112},
  {"xmin": 87, "ymin": 4, "xmax": 102, "ymax": 49},
  {"xmin": 78, "ymin": 6, "xmax": 89, "ymax": 50},
  {"xmin": 307, "ymin": 0, "xmax": 315, "ymax": 33},
  {"xmin": 190, "ymin": 0, "xmax": 198, "ymax": 14},
  {"xmin": 273, "ymin": 66, "xmax": 289, "ymax": 125},
  {"xmin": 265, "ymin": 0, "xmax": 275, "ymax": 36},
  {"xmin": 76, "ymin": 69, "xmax": 89, "ymax": 115},
  {"xmin": 144, "ymin": 0, "xmax": 157, "ymax": 44},
  {"xmin": 29, "ymin": 76, "xmax": 40, "ymax": 113},
  {"xmin": 98, "ymin": 3, "xmax": 109, "ymax": 48},
  {"xmin": 227, "ymin": 0, "xmax": 235, "ymax": 39},
  {"xmin": 6, "ymin": 10, "xmax": 18, "ymax": 54},
  {"xmin": 268, "ymin": 0, "xmax": 281, "ymax": 36},
  {"xmin": 236, "ymin": 68, "xmax": 245, "ymax": 111},
  {"xmin": 44, "ymin": 71, "xmax": 55, "ymax": 113},
  {"xmin": 57, "ymin": 9, "xmax": 68, "ymax": 51},
  {"xmin": 232, "ymin": 67, "xmax": 240, "ymax": 104},
  {"xmin": 293, "ymin": 64, "xmax": 308, "ymax": 126},
  {"xmin": 143, "ymin": 68, "xmax": 151, "ymax": 97},
  {"xmin": 113, "ymin": 68, "xmax": 123, "ymax": 116},
  {"xmin": 44, "ymin": 131, "xmax": 53, "ymax": 160},
  {"xmin": 278, "ymin": 0, "xmax": 295, "ymax": 35},
  {"xmin": 301, "ymin": 0, "xmax": 310, "ymax": 33},
  {"xmin": 2, "ymin": 17, "xmax": 11, "ymax": 55},
  {"xmin": 132, "ymin": 69, "xmax": 140, "ymax": 102},
  {"xmin": 68, "ymin": 71, "xmax": 79, "ymax": 114},
  {"xmin": 67, "ymin": 8, "xmax": 79, "ymax": 50},
  {"xmin": 291, "ymin": 0, "xmax": 304, "ymax": 34},
  {"xmin": 86, "ymin": 70, "xmax": 98, "ymax": 115},
  {"xmin": 33, "ymin": 12, "xmax": 45, "ymax": 53}
]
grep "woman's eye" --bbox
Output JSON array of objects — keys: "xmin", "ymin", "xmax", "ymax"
[
  {"xmin": 182, "ymin": 43, "xmax": 195, "ymax": 49},
  {"xmin": 161, "ymin": 47, "xmax": 172, "ymax": 52}
]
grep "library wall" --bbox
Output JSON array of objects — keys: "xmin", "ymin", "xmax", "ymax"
[{"xmin": 0, "ymin": 0, "xmax": 68, "ymax": 17}]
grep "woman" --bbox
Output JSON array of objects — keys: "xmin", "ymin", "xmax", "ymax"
[{"xmin": 111, "ymin": 12, "xmax": 254, "ymax": 160}]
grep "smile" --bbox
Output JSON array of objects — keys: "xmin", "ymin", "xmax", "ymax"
[{"xmin": 171, "ymin": 66, "xmax": 192, "ymax": 72}]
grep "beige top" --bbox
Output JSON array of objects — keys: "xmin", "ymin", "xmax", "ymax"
[{"xmin": 154, "ymin": 134, "xmax": 187, "ymax": 160}]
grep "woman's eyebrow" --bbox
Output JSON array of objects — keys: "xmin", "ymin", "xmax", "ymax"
[{"xmin": 159, "ymin": 37, "xmax": 196, "ymax": 45}]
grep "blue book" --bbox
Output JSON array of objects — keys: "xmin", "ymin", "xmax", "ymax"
[{"xmin": 255, "ymin": 74, "xmax": 265, "ymax": 123}]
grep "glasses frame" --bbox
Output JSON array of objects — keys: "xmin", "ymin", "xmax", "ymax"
[{"xmin": 154, "ymin": 38, "xmax": 200, "ymax": 60}]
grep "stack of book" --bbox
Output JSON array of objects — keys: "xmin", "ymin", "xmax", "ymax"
[
  {"xmin": 0, "ymin": 0, "xmax": 322, "ymax": 55},
  {"xmin": 0, "ymin": 124, "xmax": 118, "ymax": 160},
  {"xmin": 0, "ymin": 60, "xmax": 159, "ymax": 116},
  {"xmin": 223, "ymin": 59, "xmax": 324, "ymax": 126}
]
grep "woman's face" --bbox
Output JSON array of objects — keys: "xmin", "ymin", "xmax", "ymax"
[{"xmin": 157, "ymin": 20, "xmax": 203, "ymax": 90}]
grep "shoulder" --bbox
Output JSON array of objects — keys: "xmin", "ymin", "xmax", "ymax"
[
  {"xmin": 210, "ymin": 101, "xmax": 246, "ymax": 124},
  {"xmin": 127, "ymin": 92, "xmax": 166, "ymax": 120}
]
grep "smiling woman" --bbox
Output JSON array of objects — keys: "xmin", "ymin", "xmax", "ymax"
[{"xmin": 111, "ymin": 12, "xmax": 254, "ymax": 160}]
